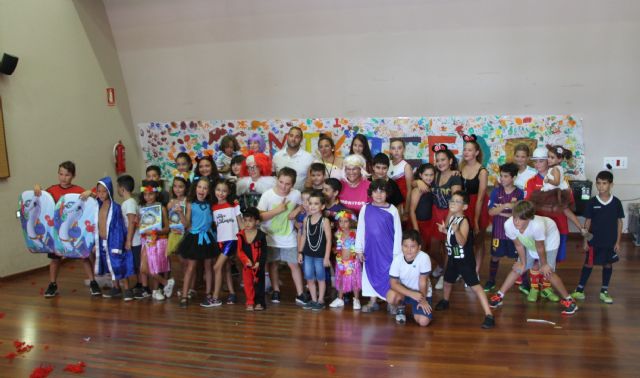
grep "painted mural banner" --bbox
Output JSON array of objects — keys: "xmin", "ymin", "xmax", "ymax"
[{"xmin": 137, "ymin": 115, "xmax": 584, "ymax": 185}]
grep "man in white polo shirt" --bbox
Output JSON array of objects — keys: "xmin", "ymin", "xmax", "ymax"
[{"xmin": 272, "ymin": 126, "xmax": 313, "ymax": 191}]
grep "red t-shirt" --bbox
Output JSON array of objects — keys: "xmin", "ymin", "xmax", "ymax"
[
  {"xmin": 524, "ymin": 174, "xmax": 573, "ymax": 234},
  {"xmin": 46, "ymin": 184, "xmax": 85, "ymax": 203}
]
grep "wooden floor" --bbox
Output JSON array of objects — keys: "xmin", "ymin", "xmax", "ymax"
[{"xmin": 1, "ymin": 237, "xmax": 639, "ymax": 377}]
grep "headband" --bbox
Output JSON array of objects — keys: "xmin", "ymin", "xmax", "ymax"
[
  {"xmin": 463, "ymin": 134, "xmax": 477, "ymax": 142},
  {"xmin": 140, "ymin": 185, "xmax": 161, "ymax": 193},
  {"xmin": 335, "ymin": 210, "xmax": 357, "ymax": 222},
  {"xmin": 431, "ymin": 143, "xmax": 448, "ymax": 152}
]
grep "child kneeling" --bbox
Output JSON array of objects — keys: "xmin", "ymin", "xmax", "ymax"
[{"xmin": 386, "ymin": 230, "xmax": 433, "ymax": 327}]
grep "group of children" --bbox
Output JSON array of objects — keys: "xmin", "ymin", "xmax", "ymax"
[{"xmin": 34, "ymin": 132, "xmax": 624, "ymax": 329}]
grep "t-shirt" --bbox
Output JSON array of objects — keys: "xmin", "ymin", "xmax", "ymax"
[
  {"xmin": 432, "ymin": 173, "xmax": 463, "ymax": 209},
  {"xmin": 272, "ymin": 148, "xmax": 314, "ymax": 191},
  {"xmin": 389, "ymin": 251, "xmax": 433, "ymax": 297},
  {"xmin": 45, "ymin": 184, "xmax": 84, "ymax": 203},
  {"xmin": 257, "ymin": 188, "xmax": 302, "ymax": 248},
  {"xmin": 584, "ymin": 195, "xmax": 624, "ymax": 248},
  {"xmin": 340, "ymin": 179, "xmax": 371, "ymax": 215},
  {"xmin": 524, "ymin": 173, "xmax": 572, "ymax": 234},
  {"xmin": 504, "ymin": 215, "xmax": 560, "ymax": 259},
  {"xmin": 121, "ymin": 197, "xmax": 142, "ymax": 247},
  {"xmin": 515, "ymin": 166, "xmax": 537, "ymax": 194},
  {"xmin": 488, "ymin": 185, "xmax": 524, "ymax": 239},
  {"xmin": 212, "ymin": 201, "xmax": 242, "ymax": 242}
]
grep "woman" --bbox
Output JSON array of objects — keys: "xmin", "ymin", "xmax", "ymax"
[
  {"xmin": 340, "ymin": 154, "xmax": 371, "ymax": 215},
  {"xmin": 316, "ymin": 134, "xmax": 344, "ymax": 180},
  {"xmin": 349, "ymin": 134, "xmax": 374, "ymax": 174}
]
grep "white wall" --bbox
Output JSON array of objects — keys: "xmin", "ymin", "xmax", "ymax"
[{"xmin": 0, "ymin": 0, "xmax": 141, "ymax": 277}]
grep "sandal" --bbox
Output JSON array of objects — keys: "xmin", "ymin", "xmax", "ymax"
[{"xmin": 254, "ymin": 304, "xmax": 265, "ymax": 311}]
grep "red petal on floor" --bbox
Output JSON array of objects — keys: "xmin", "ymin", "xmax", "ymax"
[
  {"xmin": 29, "ymin": 365, "xmax": 54, "ymax": 378},
  {"xmin": 4, "ymin": 352, "xmax": 17, "ymax": 361},
  {"xmin": 39, "ymin": 288, "xmax": 44, "ymax": 295},
  {"xmin": 325, "ymin": 364, "xmax": 336, "ymax": 374},
  {"xmin": 0, "ymin": 312, "xmax": 5, "ymax": 319},
  {"xmin": 63, "ymin": 361, "xmax": 86, "ymax": 374}
]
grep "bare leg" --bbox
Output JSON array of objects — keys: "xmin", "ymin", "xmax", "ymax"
[
  {"xmin": 203, "ymin": 258, "xmax": 213, "ymax": 294},
  {"xmin": 269, "ymin": 262, "xmax": 280, "ymax": 292},
  {"xmin": 213, "ymin": 255, "xmax": 228, "ymax": 299},
  {"xmin": 308, "ymin": 280, "xmax": 317, "ymax": 302},
  {"xmin": 181, "ymin": 260, "xmax": 196, "ymax": 298},
  {"xmin": 288, "ymin": 262, "xmax": 304, "ymax": 296},
  {"xmin": 318, "ymin": 281, "xmax": 326, "ymax": 304},
  {"xmin": 471, "ymin": 284, "xmax": 492, "ymax": 316},
  {"xmin": 225, "ymin": 260, "xmax": 235, "ymax": 295},
  {"xmin": 49, "ymin": 259, "xmax": 61, "ymax": 283}
]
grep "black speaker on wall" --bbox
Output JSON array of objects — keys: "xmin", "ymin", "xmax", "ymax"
[{"xmin": 0, "ymin": 53, "xmax": 19, "ymax": 75}]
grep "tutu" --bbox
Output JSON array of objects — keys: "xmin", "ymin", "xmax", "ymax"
[
  {"xmin": 142, "ymin": 236, "xmax": 170, "ymax": 275},
  {"xmin": 464, "ymin": 193, "xmax": 492, "ymax": 231},
  {"xmin": 530, "ymin": 188, "xmax": 574, "ymax": 212},
  {"xmin": 177, "ymin": 231, "xmax": 218, "ymax": 260},
  {"xmin": 167, "ymin": 232, "xmax": 183, "ymax": 256},
  {"xmin": 335, "ymin": 255, "xmax": 362, "ymax": 293},
  {"xmin": 431, "ymin": 206, "xmax": 449, "ymax": 241}
]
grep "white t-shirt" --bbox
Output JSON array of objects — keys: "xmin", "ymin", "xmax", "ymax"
[
  {"xmin": 389, "ymin": 251, "xmax": 433, "ymax": 297},
  {"xmin": 272, "ymin": 148, "xmax": 314, "ymax": 191},
  {"xmin": 121, "ymin": 198, "xmax": 141, "ymax": 247},
  {"xmin": 257, "ymin": 188, "xmax": 302, "ymax": 248},
  {"xmin": 515, "ymin": 166, "xmax": 537, "ymax": 194},
  {"xmin": 236, "ymin": 176, "xmax": 277, "ymax": 195},
  {"xmin": 504, "ymin": 215, "xmax": 560, "ymax": 259},
  {"xmin": 212, "ymin": 201, "xmax": 242, "ymax": 242}
]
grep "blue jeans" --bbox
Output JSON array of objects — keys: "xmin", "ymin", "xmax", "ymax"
[{"xmin": 303, "ymin": 256, "xmax": 326, "ymax": 281}]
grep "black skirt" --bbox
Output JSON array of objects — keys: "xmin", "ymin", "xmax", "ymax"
[{"xmin": 177, "ymin": 231, "xmax": 219, "ymax": 260}]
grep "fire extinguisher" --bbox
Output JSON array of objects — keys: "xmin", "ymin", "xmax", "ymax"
[{"xmin": 113, "ymin": 140, "xmax": 126, "ymax": 174}]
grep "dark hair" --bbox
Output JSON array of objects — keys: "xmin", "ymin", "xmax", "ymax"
[
  {"xmin": 146, "ymin": 165, "xmax": 162, "ymax": 177},
  {"xmin": 368, "ymin": 178, "xmax": 391, "ymax": 197},
  {"xmin": 512, "ymin": 200, "xmax": 536, "ymax": 220},
  {"xmin": 349, "ymin": 134, "xmax": 373, "ymax": 167},
  {"xmin": 596, "ymin": 170, "xmax": 614, "ymax": 183},
  {"xmin": 277, "ymin": 167, "xmax": 297, "ymax": 185},
  {"xmin": 451, "ymin": 190, "xmax": 470, "ymax": 205},
  {"xmin": 289, "ymin": 126, "xmax": 303, "ymax": 137},
  {"xmin": 309, "ymin": 162, "xmax": 326, "ymax": 174},
  {"xmin": 308, "ymin": 189, "xmax": 326, "ymax": 205},
  {"xmin": 317, "ymin": 134, "xmax": 335, "ymax": 149},
  {"xmin": 194, "ymin": 155, "xmax": 219, "ymax": 179},
  {"xmin": 213, "ymin": 179, "xmax": 237, "ymax": 204},
  {"xmin": 219, "ymin": 134, "xmax": 240, "ymax": 152},
  {"xmin": 324, "ymin": 178, "xmax": 342, "ymax": 194},
  {"xmin": 372, "ymin": 153, "xmax": 390, "ymax": 168},
  {"xmin": 116, "ymin": 175, "xmax": 135, "ymax": 193},
  {"xmin": 230, "ymin": 155, "xmax": 246, "ymax": 166},
  {"xmin": 171, "ymin": 176, "xmax": 190, "ymax": 198},
  {"xmin": 402, "ymin": 229, "xmax": 422, "ymax": 247},
  {"xmin": 546, "ymin": 144, "xmax": 573, "ymax": 160},
  {"xmin": 514, "ymin": 143, "xmax": 531, "ymax": 156},
  {"xmin": 187, "ymin": 177, "xmax": 212, "ymax": 204},
  {"xmin": 389, "ymin": 138, "xmax": 406, "ymax": 148},
  {"xmin": 499, "ymin": 163, "xmax": 519, "ymax": 178},
  {"xmin": 434, "ymin": 149, "xmax": 459, "ymax": 171},
  {"xmin": 414, "ymin": 163, "xmax": 436, "ymax": 180},
  {"xmin": 58, "ymin": 161, "xmax": 76, "ymax": 177},
  {"xmin": 138, "ymin": 180, "xmax": 161, "ymax": 204},
  {"xmin": 242, "ymin": 206, "xmax": 261, "ymax": 221},
  {"xmin": 175, "ymin": 152, "xmax": 193, "ymax": 171},
  {"xmin": 301, "ymin": 187, "xmax": 315, "ymax": 197}
]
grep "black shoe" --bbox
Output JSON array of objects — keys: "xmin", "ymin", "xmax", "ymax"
[
  {"xmin": 179, "ymin": 297, "xmax": 188, "ymax": 308},
  {"xmin": 133, "ymin": 287, "xmax": 144, "ymax": 299},
  {"xmin": 435, "ymin": 299, "xmax": 449, "ymax": 311},
  {"xmin": 103, "ymin": 287, "xmax": 123, "ymax": 298},
  {"xmin": 123, "ymin": 289, "xmax": 134, "ymax": 302},
  {"xmin": 44, "ymin": 282, "xmax": 58, "ymax": 298},
  {"xmin": 271, "ymin": 291, "xmax": 281, "ymax": 304},
  {"xmin": 295, "ymin": 293, "xmax": 308, "ymax": 305},
  {"xmin": 481, "ymin": 315, "xmax": 495, "ymax": 329},
  {"xmin": 89, "ymin": 280, "xmax": 102, "ymax": 296}
]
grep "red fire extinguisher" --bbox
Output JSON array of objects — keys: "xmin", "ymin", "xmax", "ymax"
[{"xmin": 113, "ymin": 141, "xmax": 126, "ymax": 174}]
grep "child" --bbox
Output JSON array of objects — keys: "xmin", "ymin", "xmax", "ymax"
[
  {"xmin": 94, "ymin": 177, "xmax": 135, "ymax": 301},
  {"xmin": 387, "ymin": 230, "xmax": 433, "ymax": 327},
  {"xmin": 210, "ymin": 180, "xmax": 243, "ymax": 306},
  {"xmin": 571, "ymin": 171, "xmax": 624, "ymax": 304},
  {"xmin": 173, "ymin": 152, "xmax": 194, "ymax": 181},
  {"xmin": 484, "ymin": 163, "xmax": 524, "ymax": 292},
  {"xmin": 257, "ymin": 167, "xmax": 306, "ymax": 304},
  {"xmin": 145, "ymin": 165, "xmax": 170, "ymax": 206},
  {"xmin": 322, "ymin": 178, "xmax": 347, "ymax": 226},
  {"xmin": 349, "ymin": 134, "xmax": 374, "ymax": 174},
  {"xmin": 228, "ymin": 155, "xmax": 246, "ymax": 182},
  {"xmin": 512, "ymin": 143, "xmax": 536, "ymax": 195},
  {"xmin": 177, "ymin": 178, "xmax": 217, "ymax": 308},
  {"xmin": 237, "ymin": 207, "xmax": 268, "ymax": 311},
  {"xmin": 409, "ymin": 163, "xmax": 439, "ymax": 271},
  {"xmin": 215, "ymin": 135, "xmax": 241, "ymax": 177},
  {"xmin": 388, "ymin": 138, "xmax": 413, "ymax": 217},
  {"xmin": 138, "ymin": 180, "xmax": 174, "ymax": 301},
  {"xmin": 489, "ymin": 200, "xmax": 579, "ymax": 315},
  {"xmin": 34, "ymin": 161, "xmax": 102, "ymax": 298},
  {"xmin": 434, "ymin": 191, "xmax": 495, "ymax": 329},
  {"xmin": 305, "ymin": 162, "xmax": 327, "ymax": 190},
  {"xmin": 297, "ymin": 190, "xmax": 332, "ymax": 311},
  {"xmin": 193, "ymin": 155, "xmax": 221, "ymax": 189},
  {"xmin": 329, "ymin": 210, "xmax": 361, "ymax": 310},
  {"xmin": 117, "ymin": 175, "xmax": 143, "ymax": 300},
  {"xmin": 167, "ymin": 174, "xmax": 195, "ymax": 300},
  {"xmin": 356, "ymin": 179, "xmax": 402, "ymax": 313},
  {"xmin": 372, "ymin": 153, "xmax": 404, "ymax": 209}
]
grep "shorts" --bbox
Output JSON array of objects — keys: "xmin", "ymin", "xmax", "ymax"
[
  {"xmin": 218, "ymin": 240, "xmax": 237, "ymax": 257},
  {"xmin": 523, "ymin": 249, "xmax": 557, "ymax": 271},
  {"xmin": 266, "ymin": 246, "xmax": 298, "ymax": 264},
  {"xmin": 490, "ymin": 238, "xmax": 518, "ymax": 259},
  {"xmin": 556, "ymin": 234, "xmax": 568, "ymax": 262},
  {"xmin": 48, "ymin": 253, "xmax": 62, "ymax": 260},
  {"xmin": 303, "ymin": 256, "xmax": 326, "ymax": 281},
  {"xmin": 130, "ymin": 245, "xmax": 142, "ymax": 274},
  {"xmin": 404, "ymin": 296, "xmax": 433, "ymax": 319},
  {"xmin": 444, "ymin": 259, "xmax": 479, "ymax": 286},
  {"xmin": 585, "ymin": 245, "xmax": 619, "ymax": 266}
]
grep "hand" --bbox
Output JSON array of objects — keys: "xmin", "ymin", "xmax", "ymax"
[
  {"xmin": 410, "ymin": 291, "xmax": 423, "ymax": 302},
  {"xmin": 277, "ymin": 199, "xmax": 290, "ymax": 214},
  {"xmin": 288, "ymin": 210, "xmax": 297, "ymax": 220},
  {"xmin": 437, "ymin": 221, "xmax": 447, "ymax": 234},
  {"xmin": 246, "ymin": 262, "xmax": 253, "ymax": 268},
  {"xmin": 416, "ymin": 180, "xmax": 429, "ymax": 194},
  {"xmin": 253, "ymin": 262, "xmax": 260, "ymax": 270},
  {"xmin": 34, "ymin": 185, "xmax": 42, "ymax": 197},
  {"xmin": 356, "ymin": 253, "xmax": 364, "ymax": 263},
  {"xmin": 125, "ymin": 241, "xmax": 132, "ymax": 251},
  {"xmin": 512, "ymin": 261, "xmax": 525, "ymax": 274},
  {"xmin": 323, "ymin": 258, "xmax": 331, "ymax": 268},
  {"xmin": 540, "ymin": 263, "xmax": 553, "ymax": 278},
  {"xmin": 79, "ymin": 190, "xmax": 93, "ymax": 201},
  {"xmin": 417, "ymin": 299, "xmax": 432, "ymax": 315},
  {"xmin": 297, "ymin": 253, "xmax": 303, "ymax": 264}
]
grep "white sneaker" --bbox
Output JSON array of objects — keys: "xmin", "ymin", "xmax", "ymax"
[
  {"xmin": 353, "ymin": 298, "xmax": 361, "ymax": 311},
  {"xmin": 435, "ymin": 276, "xmax": 444, "ymax": 290},
  {"xmin": 329, "ymin": 298, "xmax": 344, "ymax": 308},
  {"xmin": 164, "ymin": 278, "xmax": 175, "ymax": 298},
  {"xmin": 152, "ymin": 289, "xmax": 165, "ymax": 301}
]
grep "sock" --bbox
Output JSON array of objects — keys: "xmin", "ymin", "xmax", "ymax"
[
  {"xmin": 496, "ymin": 290, "xmax": 504, "ymax": 298},
  {"xmin": 541, "ymin": 277, "xmax": 551, "ymax": 290},
  {"xmin": 576, "ymin": 266, "xmax": 593, "ymax": 291},
  {"xmin": 602, "ymin": 266, "xmax": 613, "ymax": 292},
  {"xmin": 489, "ymin": 259, "xmax": 499, "ymax": 282}
]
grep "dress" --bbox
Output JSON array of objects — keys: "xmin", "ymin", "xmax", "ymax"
[
  {"xmin": 178, "ymin": 200, "xmax": 218, "ymax": 260},
  {"xmin": 388, "ymin": 159, "xmax": 409, "ymax": 202},
  {"xmin": 334, "ymin": 230, "xmax": 362, "ymax": 293},
  {"xmin": 462, "ymin": 167, "xmax": 491, "ymax": 230}
]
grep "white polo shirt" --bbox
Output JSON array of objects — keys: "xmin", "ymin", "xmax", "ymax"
[
  {"xmin": 272, "ymin": 148, "xmax": 314, "ymax": 191},
  {"xmin": 504, "ymin": 215, "xmax": 560, "ymax": 259}
]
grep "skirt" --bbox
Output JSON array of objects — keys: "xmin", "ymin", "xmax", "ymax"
[
  {"xmin": 142, "ymin": 237, "xmax": 170, "ymax": 275},
  {"xmin": 465, "ymin": 194, "xmax": 492, "ymax": 231},
  {"xmin": 431, "ymin": 206, "xmax": 449, "ymax": 241},
  {"xmin": 335, "ymin": 255, "xmax": 362, "ymax": 294},
  {"xmin": 167, "ymin": 232, "xmax": 183, "ymax": 256},
  {"xmin": 530, "ymin": 188, "xmax": 574, "ymax": 212},
  {"xmin": 177, "ymin": 231, "xmax": 218, "ymax": 260}
]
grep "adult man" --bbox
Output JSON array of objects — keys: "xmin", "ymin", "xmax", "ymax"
[{"xmin": 272, "ymin": 126, "xmax": 314, "ymax": 191}]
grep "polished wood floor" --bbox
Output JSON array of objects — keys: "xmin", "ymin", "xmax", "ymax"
[{"xmin": 1, "ymin": 237, "xmax": 639, "ymax": 377}]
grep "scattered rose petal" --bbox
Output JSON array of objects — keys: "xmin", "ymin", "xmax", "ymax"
[
  {"xmin": 31, "ymin": 281, "xmax": 36, "ymax": 286},
  {"xmin": 325, "ymin": 364, "xmax": 336, "ymax": 374},
  {"xmin": 64, "ymin": 361, "xmax": 86, "ymax": 374},
  {"xmin": 4, "ymin": 352, "xmax": 17, "ymax": 361},
  {"xmin": 71, "ymin": 289, "xmax": 77, "ymax": 293},
  {"xmin": 39, "ymin": 288, "xmax": 44, "ymax": 295},
  {"xmin": 29, "ymin": 365, "xmax": 54, "ymax": 378},
  {"xmin": 43, "ymin": 345, "xmax": 50, "ymax": 350},
  {"xmin": 0, "ymin": 312, "xmax": 5, "ymax": 319}
]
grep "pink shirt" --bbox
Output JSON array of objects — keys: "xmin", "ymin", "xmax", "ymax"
[{"xmin": 340, "ymin": 179, "xmax": 371, "ymax": 215}]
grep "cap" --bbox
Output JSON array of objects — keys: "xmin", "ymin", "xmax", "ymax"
[{"xmin": 531, "ymin": 147, "xmax": 547, "ymax": 160}]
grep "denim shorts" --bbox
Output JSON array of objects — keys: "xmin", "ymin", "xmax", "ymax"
[
  {"xmin": 303, "ymin": 256, "xmax": 326, "ymax": 281},
  {"xmin": 404, "ymin": 296, "xmax": 433, "ymax": 319}
]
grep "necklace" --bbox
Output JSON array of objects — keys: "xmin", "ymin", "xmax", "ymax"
[
  {"xmin": 322, "ymin": 155, "xmax": 336, "ymax": 177},
  {"xmin": 305, "ymin": 216, "xmax": 324, "ymax": 252}
]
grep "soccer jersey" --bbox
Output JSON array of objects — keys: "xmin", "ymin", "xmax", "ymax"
[
  {"xmin": 584, "ymin": 195, "xmax": 624, "ymax": 248},
  {"xmin": 488, "ymin": 185, "xmax": 524, "ymax": 239}
]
